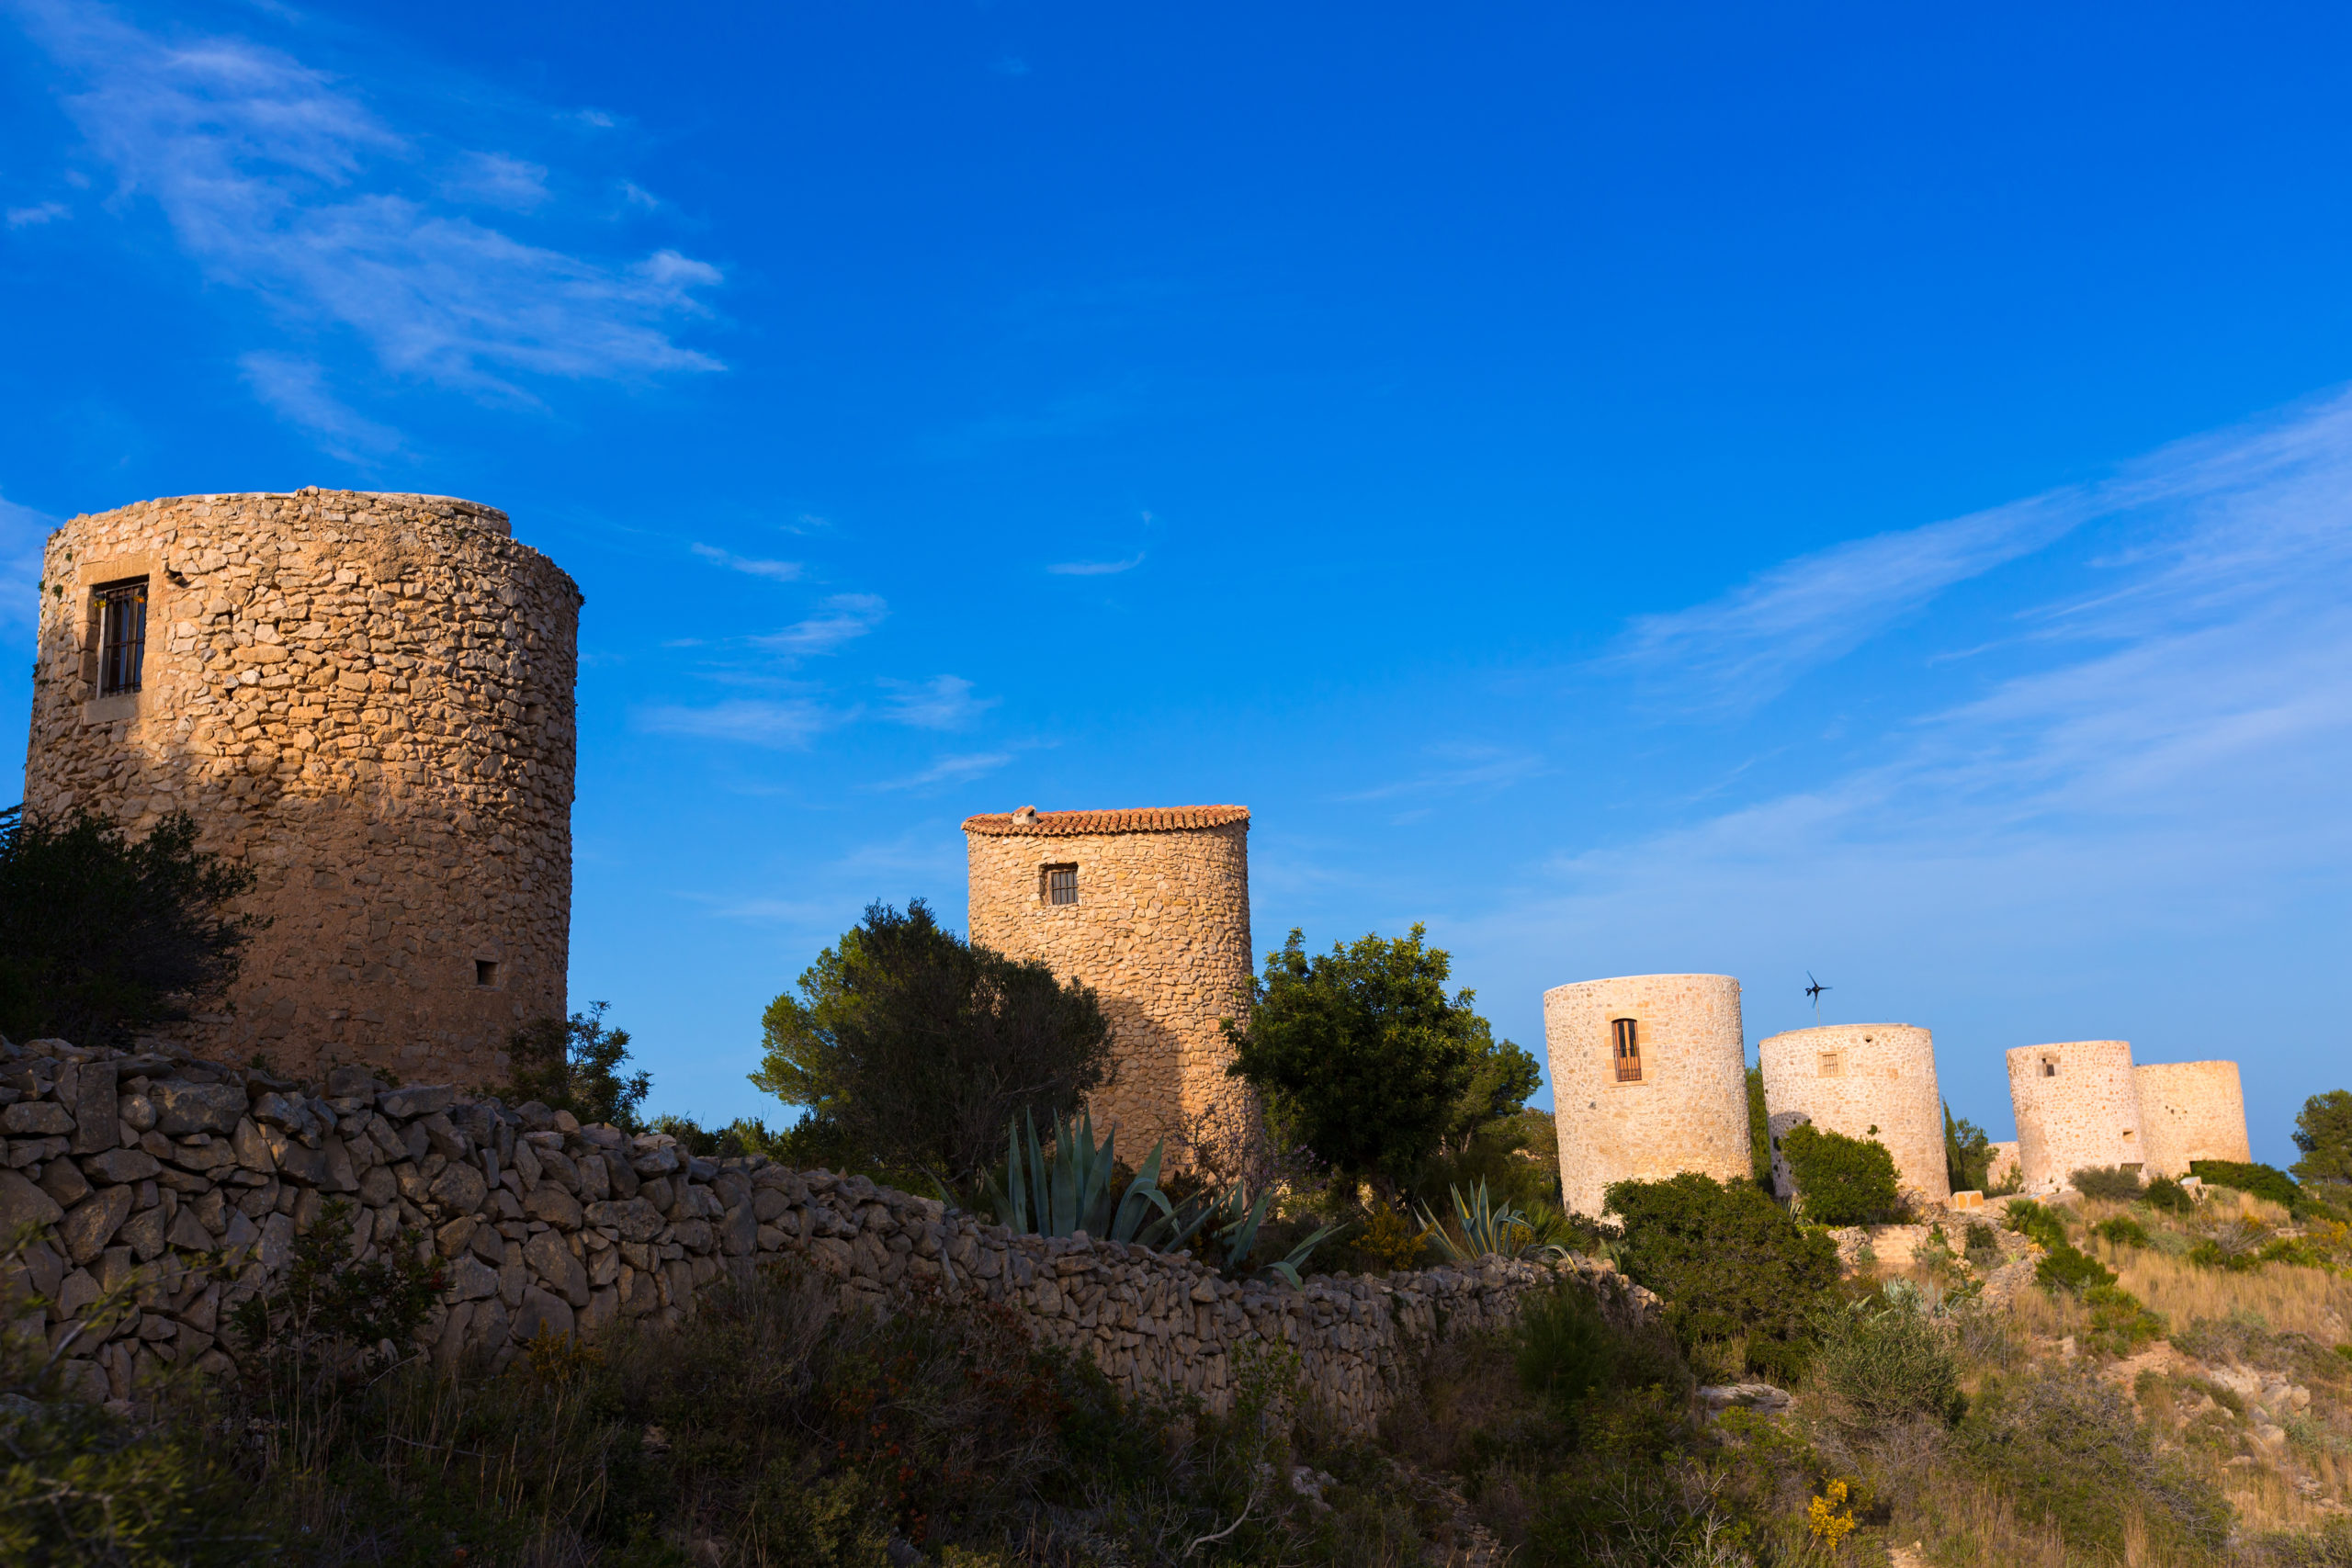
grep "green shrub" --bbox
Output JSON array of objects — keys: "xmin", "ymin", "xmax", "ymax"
[
  {"xmin": 2037, "ymin": 1245, "xmax": 2117, "ymax": 1294},
  {"xmin": 0, "ymin": 805, "xmax": 262, "ymax": 1048},
  {"xmin": 2191, "ymin": 1159, "xmax": 2302, "ymax": 1208},
  {"xmin": 2144, "ymin": 1175, "xmax": 2194, "ymax": 1213},
  {"xmin": 1964, "ymin": 1220, "xmax": 2003, "ymax": 1270},
  {"xmin": 2071, "ymin": 1165, "xmax": 2144, "ymax": 1201},
  {"xmin": 1956, "ymin": 1372, "xmax": 2230, "ymax": 1559},
  {"xmin": 1513, "ymin": 1281, "xmax": 1686, "ymax": 1413},
  {"xmin": 2005, "ymin": 1199, "xmax": 2069, "ymax": 1251},
  {"xmin": 1604, "ymin": 1173, "xmax": 1839, "ymax": 1378},
  {"xmin": 1944, "ymin": 1105, "xmax": 1996, "ymax": 1195},
  {"xmin": 1814, "ymin": 1294, "xmax": 1964, "ymax": 1426},
  {"xmin": 508, "ymin": 1000, "xmax": 651, "ymax": 1131},
  {"xmin": 1779, "ymin": 1122, "xmax": 1903, "ymax": 1225},
  {"xmin": 2093, "ymin": 1215, "xmax": 2150, "ymax": 1248},
  {"xmin": 2082, "ymin": 1283, "xmax": 2167, "ymax": 1357}
]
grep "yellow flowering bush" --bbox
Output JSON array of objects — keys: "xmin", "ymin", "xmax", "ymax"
[{"xmin": 1806, "ymin": 1478, "xmax": 1857, "ymax": 1547}]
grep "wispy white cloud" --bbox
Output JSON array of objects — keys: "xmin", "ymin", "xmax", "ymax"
[
  {"xmin": 634, "ymin": 697, "xmax": 839, "ymax": 748},
  {"xmin": 880, "ymin": 674, "xmax": 996, "ymax": 729},
  {"xmin": 875, "ymin": 751, "xmax": 1013, "ymax": 791},
  {"xmin": 1340, "ymin": 746, "xmax": 1546, "ymax": 804},
  {"xmin": 6, "ymin": 201, "xmax": 69, "ymax": 227},
  {"xmin": 1619, "ymin": 389, "xmax": 2352, "ymax": 715},
  {"xmin": 239, "ymin": 351, "xmax": 401, "ymax": 458},
  {"xmin": 1468, "ymin": 388, "xmax": 2352, "ymax": 1046},
  {"xmin": 752, "ymin": 593, "xmax": 888, "ymax": 657},
  {"xmin": 438, "ymin": 150, "xmax": 548, "ymax": 210},
  {"xmin": 1046, "ymin": 554, "xmax": 1144, "ymax": 577},
  {"xmin": 691, "ymin": 542, "xmax": 803, "ymax": 582},
  {"xmin": 16, "ymin": 0, "xmax": 721, "ymax": 415}
]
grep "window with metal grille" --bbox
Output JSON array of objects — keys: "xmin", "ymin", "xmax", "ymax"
[
  {"xmin": 95, "ymin": 579, "xmax": 149, "ymax": 696},
  {"xmin": 1818, "ymin": 1051, "xmax": 1843, "ymax": 1077},
  {"xmin": 1044, "ymin": 864, "xmax": 1078, "ymax": 906},
  {"xmin": 1611, "ymin": 1017, "xmax": 1642, "ymax": 1082}
]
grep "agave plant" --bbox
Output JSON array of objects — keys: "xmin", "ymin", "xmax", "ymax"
[
  {"xmin": 1417, "ymin": 1180, "xmax": 1567, "ymax": 1263},
  {"xmin": 1196, "ymin": 1179, "xmax": 1346, "ymax": 1287},
  {"xmin": 980, "ymin": 1107, "xmax": 1224, "ymax": 1251},
  {"xmin": 978, "ymin": 1109, "xmax": 1343, "ymax": 1284}
]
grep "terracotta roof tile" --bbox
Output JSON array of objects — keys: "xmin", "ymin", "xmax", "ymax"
[{"xmin": 961, "ymin": 805, "xmax": 1250, "ymax": 838}]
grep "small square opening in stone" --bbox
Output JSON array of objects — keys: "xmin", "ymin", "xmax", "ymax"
[
  {"xmin": 475, "ymin": 959, "xmax": 500, "ymax": 987},
  {"xmin": 1042, "ymin": 863, "xmax": 1078, "ymax": 906},
  {"xmin": 2041, "ymin": 1057, "xmax": 2058, "ymax": 1077}
]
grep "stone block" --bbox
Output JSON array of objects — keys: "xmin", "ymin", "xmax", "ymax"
[
  {"xmin": 3, "ymin": 1101, "xmax": 74, "ymax": 1136},
  {"xmin": 151, "ymin": 1082, "xmax": 247, "ymax": 1136}
]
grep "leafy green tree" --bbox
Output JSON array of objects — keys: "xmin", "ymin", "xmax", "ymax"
[
  {"xmin": 1444, "ymin": 1025, "xmax": 1543, "ymax": 1150},
  {"xmin": 2292, "ymin": 1089, "xmax": 2352, "ymax": 1186},
  {"xmin": 1747, "ymin": 1065, "xmax": 1772, "ymax": 1188},
  {"xmin": 508, "ymin": 1002, "xmax": 652, "ymax": 1130},
  {"xmin": 1780, "ymin": 1122, "xmax": 1902, "ymax": 1224},
  {"xmin": 751, "ymin": 900, "xmax": 1112, "ymax": 1181},
  {"xmin": 0, "ymin": 805, "xmax": 261, "ymax": 1047},
  {"xmin": 1604, "ymin": 1172, "xmax": 1840, "ymax": 1381},
  {"xmin": 1221, "ymin": 925, "xmax": 1486, "ymax": 1190},
  {"xmin": 1944, "ymin": 1104, "xmax": 1996, "ymax": 1193}
]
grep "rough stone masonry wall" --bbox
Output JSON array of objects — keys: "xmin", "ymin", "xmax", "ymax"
[
  {"xmin": 24, "ymin": 491, "xmax": 580, "ymax": 1083},
  {"xmin": 2008, "ymin": 1041, "xmax": 2147, "ymax": 1192},
  {"xmin": 965, "ymin": 809, "xmax": 1253, "ymax": 1156},
  {"xmin": 0, "ymin": 1034, "xmax": 1645, "ymax": 1434},
  {"xmin": 2133, "ymin": 1061, "xmax": 2252, "ymax": 1179},
  {"xmin": 1546, "ymin": 975, "xmax": 1751, "ymax": 1218},
  {"xmin": 1758, "ymin": 1024, "xmax": 1950, "ymax": 1206}
]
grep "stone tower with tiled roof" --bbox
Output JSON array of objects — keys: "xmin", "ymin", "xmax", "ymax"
[{"xmin": 964, "ymin": 805, "xmax": 1252, "ymax": 1157}]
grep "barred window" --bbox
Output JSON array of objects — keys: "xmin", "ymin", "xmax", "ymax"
[
  {"xmin": 1611, "ymin": 1017, "xmax": 1642, "ymax": 1083},
  {"xmin": 95, "ymin": 578, "xmax": 149, "ymax": 697},
  {"xmin": 1044, "ymin": 864, "xmax": 1078, "ymax": 906}
]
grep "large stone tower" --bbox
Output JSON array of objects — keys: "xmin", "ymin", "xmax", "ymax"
[
  {"xmin": 23, "ymin": 490, "xmax": 580, "ymax": 1082},
  {"xmin": 2134, "ymin": 1061, "xmax": 2252, "ymax": 1179},
  {"xmin": 2007, "ymin": 1040, "xmax": 2146, "ymax": 1192},
  {"xmin": 1544, "ymin": 974, "xmax": 1750, "ymax": 1218},
  {"xmin": 963, "ymin": 805, "xmax": 1252, "ymax": 1153},
  {"xmin": 1758, "ymin": 1023, "xmax": 1951, "ymax": 1206}
]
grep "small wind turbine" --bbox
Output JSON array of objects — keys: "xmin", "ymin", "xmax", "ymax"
[{"xmin": 1804, "ymin": 972, "xmax": 1831, "ymax": 1023}]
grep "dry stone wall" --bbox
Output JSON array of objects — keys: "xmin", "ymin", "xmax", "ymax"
[
  {"xmin": 23, "ymin": 490, "xmax": 580, "ymax": 1082},
  {"xmin": 0, "ymin": 1034, "xmax": 1644, "ymax": 1433},
  {"xmin": 1545, "ymin": 975, "xmax": 1751, "ymax": 1217},
  {"xmin": 965, "ymin": 807, "xmax": 1253, "ymax": 1156}
]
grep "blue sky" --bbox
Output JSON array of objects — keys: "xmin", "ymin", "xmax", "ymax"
[{"xmin": 4, "ymin": 2, "xmax": 2349, "ymax": 1163}]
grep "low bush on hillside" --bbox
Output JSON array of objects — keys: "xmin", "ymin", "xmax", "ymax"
[
  {"xmin": 2072, "ymin": 1164, "xmax": 2145, "ymax": 1201},
  {"xmin": 1779, "ymin": 1122, "xmax": 1904, "ymax": 1226},
  {"xmin": 2094, "ymin": 1214, "xmax": 2152, "ymax": 1248},
  {"xmin": 1605, "ymin": 1172, "xmax": 1839, "ymax": 1380},
  {"xmin": 2146, "ymin": 1174, "xmax": 2197, "ymax": 1213},
  {"xmin": 2193, "ymin": 1159, "xmax": 2304, "ymax": 1210},
  {"xmin": 1955, "ymin": 1372, "xmax": 2231, "ymax": 1560},
  {"xmin": 1813, "ymin": 1292, "xmax": 1964, "ymax": 1427},
  {"xmin": 0, "ymin": 804, "xmax": 261, "ymax": 1047}
]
